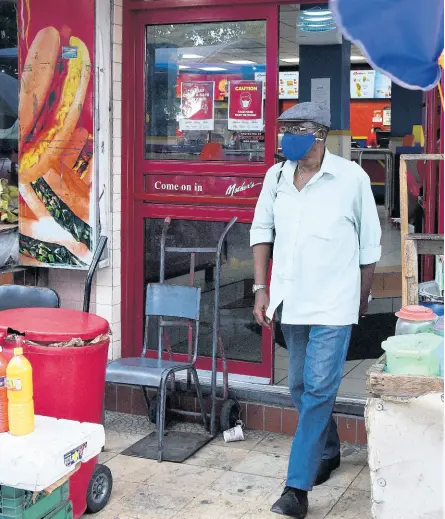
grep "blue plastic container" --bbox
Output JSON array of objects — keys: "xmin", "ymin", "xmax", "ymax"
[{"xmin": 419, "ymin": 302, "xmax": 444, "ymax": 317}]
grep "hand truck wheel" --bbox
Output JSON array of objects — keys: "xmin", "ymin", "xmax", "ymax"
[
  {"xmin": 149, "ymin": 395, "xmax": 172, "ymax": 425},
  {"xmin": 220, "ymin": 399, "xmax": 241, "ymax": 431},
  {"xmin": 86, "ymin": 464, "xmax": 113, "ymax": 514}
]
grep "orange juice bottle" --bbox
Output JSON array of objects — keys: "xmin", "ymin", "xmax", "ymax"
[
  {"xmin": 7, "ymin": 339, "xmax": 34, "ymax": 436},
  {"xmin": 0, "ymin": 338, "xmax": 8, "ymax": 433}
]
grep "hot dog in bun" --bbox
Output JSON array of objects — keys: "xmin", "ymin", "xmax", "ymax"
[
  {"xmin": 19, "ymin": 177, "xmax": 92, "ymax": 267},
  {"xmin": 19, "ymin": 27, "xmax": 91, "ymax": 184}
]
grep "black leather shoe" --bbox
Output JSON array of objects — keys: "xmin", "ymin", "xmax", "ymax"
[
  {"xmin": 314, "ymin": 454, "xmax": 341, "ymax": 486},
  {"xmin": 271, "ymin": 487, "xmax": 308, "ymax": 518}
]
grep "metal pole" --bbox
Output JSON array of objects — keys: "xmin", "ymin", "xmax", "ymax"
[
  {"xmin": 83, "ymin": 236, "xmax": 108, "ymax": 313},
  {"xmin": 159, "ymin": 217, "xmax": 171, "ymax": 283},
  {"xmin": 210, "ymin": 218, "xmax": 237, "ymax": 436},
  {"xmin": 423, "ymin": 90, "xmax": 438, "ymax": 279}
]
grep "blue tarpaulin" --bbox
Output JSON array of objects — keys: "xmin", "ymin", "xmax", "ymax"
[{"xmin": 330, "ymin": 0, "xmax": 444, "ymax": 91}]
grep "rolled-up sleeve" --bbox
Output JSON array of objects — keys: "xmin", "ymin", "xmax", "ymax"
[
  {"xmin": 250, "ymin": 166, "xmax": 277, "ymax": 247},
  {"xmin": 356, "ymin": 175, "xmax": 382, "ymax": 265}
]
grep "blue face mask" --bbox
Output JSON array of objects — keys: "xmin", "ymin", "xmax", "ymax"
[{"xmin": 281, "ymin": 133, "xmax": 316, "ymax": 161}]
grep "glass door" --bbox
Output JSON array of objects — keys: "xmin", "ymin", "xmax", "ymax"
[
  {"xmin": 144, "ymin": 20, "xmax": 268, "ymax": 163},
  {"xmin": 123, "ymin": 5, "xmax": 279, "ymax": 381}
]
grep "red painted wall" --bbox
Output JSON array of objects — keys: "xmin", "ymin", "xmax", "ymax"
[
  {"xmin": 350, "ymin": 100, "xmax": 390, "ymax": 138},
  {"xmin": 279, "ymin": 99, "xmax": 391, "ymax": 139}
]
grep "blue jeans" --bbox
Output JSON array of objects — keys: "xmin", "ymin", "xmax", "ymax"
[{"xmin": 281, "ymin": 324, "xmax": 352, "ymax": 491}]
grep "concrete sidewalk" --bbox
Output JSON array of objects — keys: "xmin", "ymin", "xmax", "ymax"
[{"xmin": 96, "ymin": 412, "xmax": 372, "ymax": 519}]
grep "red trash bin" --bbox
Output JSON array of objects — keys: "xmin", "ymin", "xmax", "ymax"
[{"xmin": 0, "ymin": 308, "xmax": 111, "ymax": 519}]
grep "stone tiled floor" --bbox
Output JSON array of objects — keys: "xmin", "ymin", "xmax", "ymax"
[{"xmin": 95, "ymin": 412, "xmax": 371, "ymax": 519}]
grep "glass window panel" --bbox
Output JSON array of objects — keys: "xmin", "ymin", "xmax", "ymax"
[
  {"xmin": 144, "ymin": 218, "xmax": 261, "ymax": 364},
  {"xmin": 0, "ymin": 0, "xmax": 18, "ymax": 186},
  {"xmin": 145, "ymin": 21, "xmax": 266, "ymax": 162}
]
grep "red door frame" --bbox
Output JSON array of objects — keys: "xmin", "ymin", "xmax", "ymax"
[
  {"xmin": 122, "ymin": 0, "xmax": 320, "ymax": 379},
  {"xmin": 439, "ymin": 68, "xmax": 444, "ymax": 235},
  {"xmin": 422, "ymin": 86, "xmax": 442, "ymax": 280}
]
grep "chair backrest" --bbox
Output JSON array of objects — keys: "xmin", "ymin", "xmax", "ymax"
[
  {"xmin": 0, "ymin": 285, "xmax": 60, "ymax": 311},
  {"xmin": 145, "ymin": 283, "xmax": 200, "ymax": 320}
]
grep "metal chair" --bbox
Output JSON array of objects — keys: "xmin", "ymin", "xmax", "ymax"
[
  {"xmin": 106, "ymin": 283, "xmax": 208, "ymax": 462},
  {"xmin": 0, "ymin": 285, "xmax": 59, "ymax": 310}
]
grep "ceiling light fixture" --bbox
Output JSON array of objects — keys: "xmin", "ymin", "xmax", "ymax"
[
  {"xmin": 178, "ymin": 65, "xmax": 190, "ymax": 69},
  {"xmin": 181, "ymin": 53, "xmax": 204, "ymax": 59},
  {"xmin": 302, "ymin": 9, "xmax": 332, "ymax": 16},
  {"xmin": 298, "ymin": 7, "xmax": 337, "ymax": 32},
  {"xmin": 226, "ymin": 60, "xmax": 257, "ymax": 65},
  {"xmin": 199, "ymin": 66, "xmax": 227, "ymax": 71},
  {"xmin": 278, "ymin": 56, "xmax": 367, "ymax": 64}
]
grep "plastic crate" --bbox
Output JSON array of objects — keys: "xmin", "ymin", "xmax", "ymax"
[
  {"xmin": 43, "ymin": 503, "xmax": 72, "ymax": 519},
  {"xmin": 0, "ymin": 482, "xmax": 69, "ymax": 519}
]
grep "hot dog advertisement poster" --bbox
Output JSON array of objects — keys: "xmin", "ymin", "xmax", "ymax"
[{"xmin": 17, "ymin": 0, "xmax": 97, "ymax": 268}]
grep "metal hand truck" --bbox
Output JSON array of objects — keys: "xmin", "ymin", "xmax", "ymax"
[{"xmin": 147, "ymin": 216, "xmax": 241, "ymax": 435}]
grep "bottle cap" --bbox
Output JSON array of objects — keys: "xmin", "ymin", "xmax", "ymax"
[{"xmin": 14, "ymin": 347, "xmax": 23, "ymax": 356}]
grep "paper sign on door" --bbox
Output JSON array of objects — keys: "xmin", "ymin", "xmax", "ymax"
[
  {"xmin": 228, "ymin": 80, "xmax": 263, "ymax": 131},
  {"xmin": 179, "ymin": 81, "xmax": 215, "ymax": 131}
]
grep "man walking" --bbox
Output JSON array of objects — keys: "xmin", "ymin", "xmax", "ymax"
[{"xmin": 250, "ymin": 102, "xmax": 381, "ymax": 518}]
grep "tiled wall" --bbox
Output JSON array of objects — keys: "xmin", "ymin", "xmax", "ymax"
[{"xmin": 48, "ymin": 0, "xmax": 123, "ymax": 360}]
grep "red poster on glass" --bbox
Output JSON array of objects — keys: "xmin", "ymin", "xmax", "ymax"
[
  {"xmin": 228, "ymin": 80, "xmax": 263, "ymax": 131},
  {"xmin": 179, "ymin": 81, "xmax": 215, "ymax": 131}
]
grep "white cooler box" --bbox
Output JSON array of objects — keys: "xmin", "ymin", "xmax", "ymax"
[{"xmin": 0, "ymin": 416, "xmax": 105, "ymax": 491}]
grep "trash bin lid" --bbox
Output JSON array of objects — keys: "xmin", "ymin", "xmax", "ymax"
[{"xmin": 0, "ymin": 308, "xmax": 109, "ymax": 342}]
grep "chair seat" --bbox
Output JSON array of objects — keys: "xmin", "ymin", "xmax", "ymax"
[{"xmin": 106, "ymin": 357, "xmax": 194, "ymax": 387}]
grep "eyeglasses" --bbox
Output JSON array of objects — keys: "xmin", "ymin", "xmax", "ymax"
[{"xmin": 279, "ymin": 125, "xmax": 321, "ymax": 135}]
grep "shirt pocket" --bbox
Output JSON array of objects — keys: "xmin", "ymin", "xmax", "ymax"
[
  {"xmin": 306, "ymin": 206, "xmax": 351, "ymax": 241},
  {"xmin": 273, "ymin": 189, "xmax": 294, "ymax": 226}
]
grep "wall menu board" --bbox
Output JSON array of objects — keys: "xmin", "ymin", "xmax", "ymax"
[
  {"xmin": 350, "ymin": 70, "xmax": 376, "ymax": 98},
  {"xmin": 350, "ymin": 70, "xmax": 392, "ymax": 99},
  {"xmin": 374, "ymin": 72, "xmax": 392, "ymax": 99},
  {"xmin": 279, "ymin": 72, "xmax": 299, "ymax": 99}
]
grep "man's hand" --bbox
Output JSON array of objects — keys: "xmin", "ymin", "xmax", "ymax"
[
  {"xmin": 253, "ymin": 290, "xmax": 270, "ymax": 327},
  {"xmin": 359, "ymin": 263, "xmax": 376, "ymax": 318}
]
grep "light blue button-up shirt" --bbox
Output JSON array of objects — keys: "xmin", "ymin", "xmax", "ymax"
[{"xmin": 250, "ymin": 149, "xmax": 382, "ymax": 326}]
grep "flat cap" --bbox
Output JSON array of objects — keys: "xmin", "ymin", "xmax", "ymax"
[{"xmin": 278, "ymin": 101, "xmax": 331, "ymax": 128}]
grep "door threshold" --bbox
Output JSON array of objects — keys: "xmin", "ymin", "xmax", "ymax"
[
  {"xmin": 194, "ymin": 369, "xmax": 271, "ymax": 386},
  {"xmin": 175, "ymin": 370, "xmax": 366, "ymax": 416}
]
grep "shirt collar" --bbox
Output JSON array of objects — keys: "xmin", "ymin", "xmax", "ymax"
[
  {"xmin": 282, "ymin": 148, "xmax": 337, "ymax": 186},
  {"xmin": 319, "ymin": 149, "xmax": 337, "ymax": 177}
]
